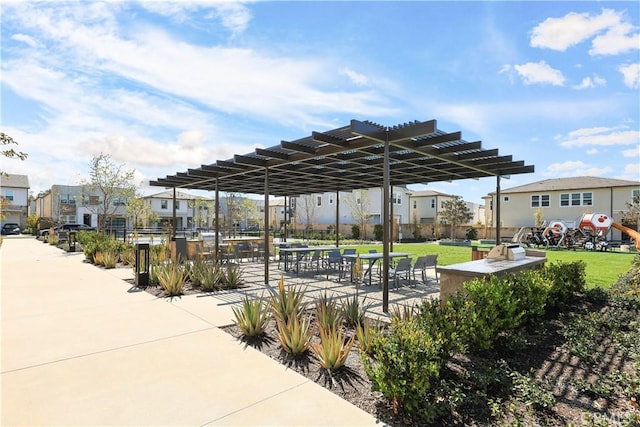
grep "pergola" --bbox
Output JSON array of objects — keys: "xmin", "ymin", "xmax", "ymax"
[{"xmin": 150, "ymin": 119, "xmax": 534, "ymax": 312}]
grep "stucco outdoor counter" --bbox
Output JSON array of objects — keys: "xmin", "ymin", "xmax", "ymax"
[{"xmin": 438, "ymin": 255, "xmax": 546, "ymax": 301}]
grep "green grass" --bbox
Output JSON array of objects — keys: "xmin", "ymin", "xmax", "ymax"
[{"xmin": 338, "ymin": 242, "xmax": 637, "ymax": 289}]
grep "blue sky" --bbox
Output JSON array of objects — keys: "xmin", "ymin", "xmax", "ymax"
[{"xmin": 1, "ymin": 1, "xmax": 638, "ymax": 204}]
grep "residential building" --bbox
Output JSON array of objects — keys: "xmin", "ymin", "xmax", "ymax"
[
  {"xmin": 483, "ymin": 176, "xmax": 640, "ymax": 241},
  {"xmin": 143, "ymin": 190, "xmax": 214, "ymax": 230},
  {"xmin": 33, "ymin": 184, "xmax": 128, "ymax": 229},
  {"xmin": 0, "ymin": 174, "xmax": 29, "ymax": 228}
]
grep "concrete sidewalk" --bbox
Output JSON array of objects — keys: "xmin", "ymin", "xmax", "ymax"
[{"xmin": 1, "ymin": 237, "xmax": 379, "ymax": 426}]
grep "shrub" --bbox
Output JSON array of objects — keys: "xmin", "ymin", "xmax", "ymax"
[
  {"xmin": 351, "ymin": 224, "xmax": 361, "ymax": 240},
  {"xmin": 373, "ymin": 224, "xmax": 383, "ymax": 241},
  {"xmin": 364, "ymin": 316, "xmax": 446, "ymax": 420},
  {"xmin": 543, "ymin": 260, "xmax": 586, "ymax": 305},
  {"xmin": 95, "ymin": 249, "xmax": 118, "ymax": 269},
  {"xmin": 233, "ymin": 296, "xmax": 269, "ymax": 338},
  {"xmin": 155, "ymin": 260, "xmax": 186, "ymax": 297},
  {"xmin": 311, "ymin": 325, "xmax": 354, "ymax": 375}
]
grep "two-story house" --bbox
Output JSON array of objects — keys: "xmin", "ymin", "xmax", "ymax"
[
  {"xmin": 33, "ymin": 184, "xmax": 129, "ymax": 230},
  {"xmin": 0, "ymin": 174, "xmax": 30, "ymax": 228},
  {"xmin": 143, "ymin": 190, "xmax": 215, "ymax": 230},
  {"xmin": 483, "ymin": 176, "xmax": 640, "ymax": 241}
]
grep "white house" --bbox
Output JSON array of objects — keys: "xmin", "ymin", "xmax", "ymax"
[{"xmin": 143, "ymin": 190, "xmax": 214, "ymax": 230}]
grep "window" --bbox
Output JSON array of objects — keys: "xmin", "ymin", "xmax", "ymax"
[
  {"xmin": 175, "ymin": 201, "xmax": 180, "ymax": 210},
  {"xmin": 317, "ymin": 196, "xmax": 322, "ymax": 206},
  {"xmin": 356, "ymin": 198, "xmax": 361, "ymax": 205},
  {"xmin": 329, "ymin": 196, "xmax": 333, "ymax": 204},
  {"xmin": 4, "ymin": 190, "xmax": 14, "ymax": 201},
  {"xmin": 431, "ymin": 198, "xmax": 435, "ymax": 209},
  {"xmin": 392, "ymin": 192, "xmax": 401, "ymax": 204},
  {"xmin": 560, "ymin": 192, "xmax": 593, "ymax": 207},
  {"xmin": 60, "ymin": 194, "xmax": 75, "ymax": 204},
  {"xmin": 531, "ymin": 194, "xmax": 549, "ymax": 208},
  {"xmin": 503, "ymin": 196, "xmax": 510, "ymax": 202},
  {"xmin": 441, "ymin": 201, "xmax": 446, "ymax": 209},
  {"xmin": 413, "ymin": 200, "xmax": 417, "ymax": 209},
  {"xmin": 113, "ymin": 198, "xmax": 126, "ymax": 206},
  {"xmin": 161, "ymin": 200, "xmax": 168, "ymax": 209}
]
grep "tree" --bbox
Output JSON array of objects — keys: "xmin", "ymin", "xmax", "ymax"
[
  {"xmin": 126, "ymin": 195, "xmax": 155, "ymax": 229},
  {"xmin": 189, "ymin": 198, "xmax": 214, "ymax": 230},
  {"xmin": 1, "ymin": 132, "xmax": 28, "ymax": 175},
  {"xmin": 344, "ymin": 189, "xmax": 370, "ymax": 240},
  {"xmin": 534, "ymin": 208, "xmax": 545, "ymax": 228},
  {"xmin": 296, "ymin": 194, "xmax": 317, "ymax": 232},
  {"xmin": 83, "ymin": 153, "xmax": 136, "ymax": 232},
  {"xmin": 440, "ymin": 196, "xmax": 473, "ymax": 239},
  {"xmin": 620, "ymin": 193, "xmax": 640, "ymax": 231}
]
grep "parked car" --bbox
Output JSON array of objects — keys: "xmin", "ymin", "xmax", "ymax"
[
  {"xmin": 1, "ymin": 223, "xmax": 21, "ymax": 235},
  {"xmin": 39, "ymin": 223, "xmax": 95, "ymax": 242}
]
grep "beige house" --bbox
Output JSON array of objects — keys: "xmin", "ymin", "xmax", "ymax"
[
  {"xmin": 1, "ymin": 174, "xmax": 30, "ymax": 228},
  {"xmin": 483, "ymin": 176, "xmax": 640, "ymax": 241}
]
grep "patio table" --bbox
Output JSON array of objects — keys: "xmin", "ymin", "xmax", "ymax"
[
  {"xmin": 277, "ymin": 246, "xmax": 336, "ymax": 274},
  {"xmin": 342, "ymin": 252, "xmax": 412, "ymax": 286}
]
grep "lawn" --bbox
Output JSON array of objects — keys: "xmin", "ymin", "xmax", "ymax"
[{"xmin": 338, "ymin": 242, "xmax": 637, "ymax": 289}]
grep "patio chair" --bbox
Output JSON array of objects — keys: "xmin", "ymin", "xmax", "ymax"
[
  {"xmin": 341, "ymin": 248, "xmax": 357, "ymax": 281},
  {"xmin": 323, "ymin": 249, "xmax": 344, "ymax": 280},
  {"xmin": 419, "ymin": 254, "xmax": 439, "ymax": 284},
  {"xmin": 389, "ymin": 257, "xmax": 412, "ymax": 288},
  {"xmin": 251, "ymin": 242, "xmax": 266, "ymax": 262},
  {"xmin": 234, "ymin": 242, "xmax": 253, "ymax": 263},
  {"xmin": 299, "ymin": 249, "xmax": 321, "ymax": 274}
]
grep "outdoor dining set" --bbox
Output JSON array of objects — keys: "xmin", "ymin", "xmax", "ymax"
[{"xmin": 274, "ymin": 244, "xmax": 439, "ymax": 289}]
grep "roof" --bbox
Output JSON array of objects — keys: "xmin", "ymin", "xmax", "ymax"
[
  {"xmin": 407, "ymin": 189, "xmax": 454, "ymax": 198},
  {"xmin": 150, "ymin": 119, "xmax": 535, "ymax": 196},
  {"xmin": 145, "ymin": 190, "xmax": 213, "ymax": 201},
  {"xmin": 498, "ymin": 176, "xmax": 640, "ymax": 194},
  {"xmin": 0, "ymin": 174, "xmax": 29, "ymax": 189}
]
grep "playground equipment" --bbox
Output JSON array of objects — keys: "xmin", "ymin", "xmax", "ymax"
[{"xmin": 520, "ymin": 213, "xmax": 639, "ymax": 250}]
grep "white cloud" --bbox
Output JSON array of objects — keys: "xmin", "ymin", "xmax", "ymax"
[
  {"xmin": 622, "ymin": 147, "xmax": 639, "ymax": 158},
  {"xmin": 572, "ymin": 75, "xmax": 606, "ymax": 90},
  {"xmin": 620, "ymin": 163, "xmax": 640, "ymax": 181},
  {"xmin": 586, "ymin": 148, "xmax": 599, "ymax": 155},
  {"xmin": 619, "ymin": 63, "xmax": 640, "ymax": 89},
  {"xmin": 590, "ymin": 22, "xmax": 640, "ymax": 56},
  {"xmin": 530, "ymin": 9, "xmax": 626, "ymax": 52},
  {"xmin": 341, "ymin": 67, "xmax": 370, "ymax": 86},
  {"xmin": 139, "ymin": 1, "xmax": 252, "ymax": 35},
  {"xmin": 556, "ymin": 126, "xmax": 639, "ymax": 148},
  {"xmin": 544, "ymin": 161, "xmax": 612, "ymax": 177},
  {"xmin": 513, "ymin": 61, "xmax": 565, "ymax": 86},
  {"xmin": 11, "ymin": 33, "xmax": 39, "ymax": 47}
]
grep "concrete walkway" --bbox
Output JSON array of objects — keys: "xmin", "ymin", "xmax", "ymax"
[{"xmin": 1, "ymin": 237, "xmax": 379, "ymax": 426}]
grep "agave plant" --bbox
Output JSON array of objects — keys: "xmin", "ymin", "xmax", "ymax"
[
  {"xmin": 311, "ymin": 325, "xmax": 355, "ymax": 374},
  {"xmin": 269, "ymin": 276, "xmax": 307, "ymax": 325},
  {"xmin": 233, "ymin": 296, "xmax": 269, "ymax": 338},
  {"xmin": 221, "ymin": 264, "xmax": 243, "ymax": 289},
  {"xmin": 355, "ymin": 318, "xmax": 382, "ymax": 356},
  {"xmin": 314, "ymin": 292, "xmax": 343, "ymax": 334},
  {"xmin": 100, "ymin": 249, "xmax": 119, "ymax": 269},
  {"xmin": 200, "ymin": 262, "xmax": 224, "ymax": 292},
  {"xmin": 276, "ymin": 313, "xmax": 312, "ymax": 356},
  {"xmin": 390, "ymin": 304, "xmax": 416, "ymax": 321},
  {"xmin": 340, "ymin": 295, "xmax": 371, "ymax": 328},
  {"xmin": 156, "ymin": 259, "xmax": 187, "ymax": 297}
]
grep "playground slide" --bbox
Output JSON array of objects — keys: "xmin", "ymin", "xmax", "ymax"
[{"xmin": 612, "ymin": 222, "xmax": 640, "ymax": 250}]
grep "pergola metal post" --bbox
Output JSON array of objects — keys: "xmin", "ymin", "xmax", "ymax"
[
  {"xmin": 382, "ymin": 131, "xmax": 390, "ymax": 313},
  {"xmin": 283, "ymin": 195, "xmax": 288, "ymax": 242},
  {"xmin": 390, "ymin": 185, "xmax": 394, "ymax": 252},
  {"xmin": 264, "ymin": 167, "xmax": 270, "ymax": 284},
  {"xmin": 335, "ymin": 191, "xmax": 340, "ymax": 247},
  {"xmin": 172, "ymin": 187, "xmax": 177, "ymax": 239},
  {"xmin": 496, "ymin": 175, "xmax": 501, "ymax": 245},
  {"xmin": 214, "ymin": 179, "xmax": 219, "ymax": 260}
]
